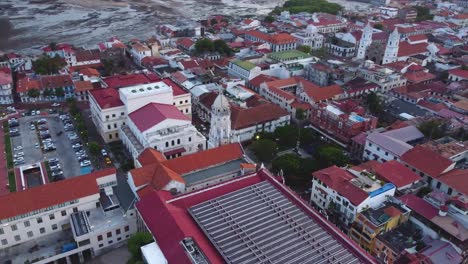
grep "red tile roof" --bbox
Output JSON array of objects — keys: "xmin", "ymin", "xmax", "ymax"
[
  {"xmin": 103, "ymin": 73, "xmax": 152, "ymax": 89},
  {"xmin": 301, "ymin": 80, "xmax": 343, "ymax": 102},
  {"xmin": 0, "ymin": 168, "xmax": 115, "ymax": 221},
  {"xmin": 248, "ymin": 74, "xmax": 278, "ymax": 88},
  {"xmin": 16, "ymin": 77, "xmax": 43, "ymax": 93},
  {"xmin": 407, "ymin": 35, "xmax": 428, "ymax": 42},
  {"xmin": 374, "ymin": 160, "xmax": 421, "ymax": 188},
  {"xmin": 129, "ymin": 103, "xmax": 190, "ymax": 132},
  {"xmin": 79, "ymin": 68, "xmax": 100, "ymax": 77},
  {"xmin": 401, "ymin": 146, "xmax": 454, "ymax": 178},
  {"xmin": 162, "ymin": 78, "xmax": 188, "ymax": 96},
  {"xmin": 176, "ymin": 38, "xmax": 195, "ymax": 49},
  {"xmin": 269, "ymin": 33, "xmax": 297, "ymax": 44},
  {"xmin": 449, "ymin": 68, "xmax": 468, "ymax": 79},
  {"xmin": 41, "ymin": 75, "xmax": 73, "ymax": 89},
  {"xmin": 397, "ymin": 41, "xmax": 428, "ymax": 57},
  {"xmin": 399, "ymin": 194, "xmax": 438, "ymax": 220},
  {"xmin": 74, "ymin": 80, "xmax": 94, "ymax": 92},
  {"xmin": 162, "ymin": 143, "xmax": 243, "ymax": 175},
  {"xmin": 437, "ymin": 169, "xmax": 468, "ymax": 196},
  {"xmin": 312, "ymin": 166, "xmax": 368, "ymax": 206},
  {"xmin": 137, "ymin": 148, "xmax": 167, "ymax": 166},
  {"xmin": 89, "ymin": 88, "xmax": 123, "ymax": 109},
  {"xmin": 230, "ymin": 103, "xmax": 289, "ymax": 130},
  {"xmin": 404, "ymin": 71, "xmax": 436, "ymax": 83}
]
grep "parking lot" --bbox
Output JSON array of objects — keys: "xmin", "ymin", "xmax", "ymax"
[{"xmin": 9, "ymin": 114, "xmax": 88, "ymax": 179}]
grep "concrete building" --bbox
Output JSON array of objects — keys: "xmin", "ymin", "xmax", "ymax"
[
  {"xmin": 0, "ymin": 169, "xmax": 137, "ymax": 264},
  {"xmin": 358, "ymin": 61, "xmax": 407, "ymax": 93},
  {"xmin": 120, "ymin": 102, "xmax": 205, "ymax": 160},
  {"xmin": 291, "ymin": 25, "xmax": 324, "ymax": 50},
  {"xmin": 0, "ymin": 70, "xmax": 14, "ymax": 104},
  {"xmin": 244, "ymin": 31, "xmax": 297, "ymax": 52},
  {"xmin": 227, "ymin": 60, "xmax": 261, "ymax": 81},
  {"xmin": 311, "ymin": 166, "xmax": 396, "ymax": 226},
  {"xmin": 208, "ymin": 93, "xmax": 231, "ymax": 149},
  {"xmin": 130, "ymin": 43, "xmax": 152, "ymax": 66}
]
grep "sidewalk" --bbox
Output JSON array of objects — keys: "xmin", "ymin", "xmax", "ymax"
[{"xmin": 0, "ymin": 128, "xmax": 8, "ymax": 196}]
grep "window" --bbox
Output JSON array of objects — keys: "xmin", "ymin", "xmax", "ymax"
[
  {"xmin": 107, "ymin": 232, "xmax": 112, "ymax": 238},
  {"xmin": 109, "ymin": 240, "xmax": 113, "ymax": 244},
  {"xmin": 105, "ymin": 115, "xmax": 109, "ymax": 119},
  {"xmin": 436, "ymin": 182, "xmax": 441, "ymax": 189},
  {"xmin": 107, "ymin": 125, "xmax": 111, "ymax": 130},
  {"xmin": 24, "ymin": 221, "xmax": 30, "ymax": 227},
  {"xmin": 11, "ymin": 224, "xmax": 17, "ymax": 231},
  {"xmin": 448, "ymin": 188, "xmax": 453, "ymax": 195},
  {"xmin": 179, "ymin": 101, "xmax": 183, "ymax": 104},
  {"xmin": 73, "ymin": 207, "xmax": 78, "ymax": 213},
  {"xmin": 109, "ymin": 134, "xmax": 113, "ymax": 139},
  {"xmin": 165, "ymin": 142, "xmax": 169, "ymax": 147},
  {"xmin": 177, "ymin": 139, "xmax": 180, "ymax": 144},
  {"xmin": 171, "ymin": 140, "xmax": 174, "ymax": 146},
  {"xmin": 49, "ymin": 214, "xmax": 55, "ymax": 220},
  {"xmin": 40, "ymin": 228, "xmax": 45, "ymax": 234},
  {"xmin": 52, "ymin": 224, "xmax": 58, "ymax": 230},
  {"xmin": 14, "ymin": 235, "xmax": 20, "ymax": 242},
  {"xmin": 121, "ymin": 112, "xmax": 124, "ymax": 116},
  {"xmin": 185, "ymin": 109, "xmax": 189, "ymax": 113},
  {"xmin": 124, "ymin": 226, "xmax": 129, "ymax": 232},
  {"xmin": 188, "ymin": 137, "xmax": 192, "ymax": 142},
  {"xmin": 1, "ymin": 239, "xmax": 7, "ymax": 245},
  {"xmin": 377, "ymin": 147, "xmax": 380, "ymax": 151},
  {"xmin": 116, "ymin": 229, "xmax": 121, "ymax": 235},
  {"xmin": 112, "ymin": 114, "xmax": 116, "ymax": 118},
  {"xmin": 0, "ymin": 228, "xmax": 3, "ymax": 235},
  {"xmin": 114, "ymin": 123, "xmax": 117, "ymax": 128},
  {"xmin": 99, "ymin": 244, "xmax": 103, "ymax": 248},
  {"xmin": 98, "ymin": 235, "xmax": 103, "ymax": 241},
  {"xmin": 61, "ymin": 210, "xmax": 67, "ymax": 216},
  {"xmin": 27, "ymin": 231, "xmax": 33, "ymax": 238}
]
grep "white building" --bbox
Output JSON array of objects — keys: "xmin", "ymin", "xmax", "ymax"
[
  {"xmin": 228, "ymin": 60, "xmax": 261, "ymax": 81},
  {"xmin": 382, "ymin": 28, "xmax": 400, "ymax": 64},
  {"xmin": 0, "ymin": 169, "xmax": 137, "ymax": 264},
  {"xmin": 0, "ymin": 70, "xmax": 14, "ymax": 104},
  {"xmin": 208, "ymin": 94, "xmax": 232, "ymax": 149},
  {"xmin": 130, "ymin": 43, "xmax": 152, "ymax": 66},
  {"xmin": 120, "ymin": 102, "xmax": 206, "ymax": 160},
  {"xmin": 291, "ymin": 25, "xmax": 324, "ymax": 50},
  {"xmin": 311, "ymin": 166, "xmax": 396, "ymax": 225},
  {"xmin": 358, "ymin": 60, "xmax": 407, "ymax": 92},
  {"xmin": 89, "ymin": 79, "xmax": 192, "ymax": 143}
]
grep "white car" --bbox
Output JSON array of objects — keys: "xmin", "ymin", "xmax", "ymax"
[
  {"xmin": 13, "ymin": 146, "xmax": 23, "ymax": 151},
  {"xmin": 52, "ymin": 103, "xmax": 61, "ymax": 107},
  {"xmin": 101, "ymin": 149, "xmax": 108, "ymax": 156},
  {"xmin": 35, "ymin": 143, "xmax": 40, "ymax": 149},
  {"xmin": 14, "ymin": 157, "xmax": 24, "ymax": 162},
  {"xmin": 80, "ymin": 160, "xmax": 91, "ymax": 167}
]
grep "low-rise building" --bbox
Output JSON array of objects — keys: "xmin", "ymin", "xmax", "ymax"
[
  {"xmin": 358, "ymin": 61, "xmax": 407, "ymax": 93},
  {"xmin": 0, "ymin": 169, "xmax": 137, "ymax": 264},
  {"xmin": 120, "ymin": 102, "xmax": 205, "ymax": 160},
  {"xmin": 130, "ymin": 43, "xmax": 152, "ymax": 66},
  {"xmin": 17, "ymin": 75, "xmax": 75, "ymax": 103},
  {"xmin": 373, "ymin": 223, "xmax": 422, "ymax": 263},
  {"xmin": 349, "ymin": 201, "xmax": 411, "ymax": 252},
  {"xmin": 0, "ymin": 69, "xmax": 13, "ymax": 104},
  {"xmin": 244, "ymin": 31, "xmax": 297, "ymax": 52},
  {"xmin": 227, "ymin": 60, "xmax": 261, "ymax": 81},
  {"xmin": 311, "ymin": 166, "xmax": 396, "ymax": 226}
]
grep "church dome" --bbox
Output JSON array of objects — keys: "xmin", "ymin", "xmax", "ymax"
[{"xmin": 212, "ymin": 93, "xmax": 230, "ymax": 111}]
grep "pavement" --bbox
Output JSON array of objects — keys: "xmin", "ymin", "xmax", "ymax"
[
  {"xmin": 10, "ymin": 114, "xmax": 82, "ymax": 179},
  {"xmin": 87, "ymin": 245, "xmax": 130, "ymax": 264},
  {"xmin": 0, "ymin": 128, "xmax": 8, "ymax": 196}
]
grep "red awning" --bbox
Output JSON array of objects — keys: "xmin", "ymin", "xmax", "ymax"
[{"xmin": 164, "ymin": 147, "xmax": 186, "ymax": 156}]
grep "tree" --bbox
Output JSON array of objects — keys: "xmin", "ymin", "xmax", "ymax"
[
  {"xmin": 264, "ymin": 15, "xmax": 275, "ymax": 23},
  {"xmin": 43, "ymin": 89, "xmax": 54, "ymax": 97},
  {"xmin": 414, "ymin": 6, "xmax": 434, "ymax": 21},
  {"xmin": 194, "ymin": 38, "xmax": 214, "ymax": 54},
  {"xmin": 32, "ymin": 55, "xmax": 66, "ymax": 75},
  {"xmin": 88, "ymin": 141, "xmax": 101, "ymax": 156},
  {"xmin": 316, "ymin": 145, "xmax": 348, "ymax": 168},
  {"xmin": 251, "ymin": 139, "xmax": 278, "ymax": 162},
  {"xmin": 275, "ymin": 125, "xmax": 298, "ymax": 148},
  {"xmin": 102, "ymin": 59, "xmax": 115, "ymax": 76},
  {"xmin": 418, "ymin": 120, "xmax": 446, "ymax": 140},
  {"xmin": 49, "ymin": 42, "xmax": 57, "ymax": 51},
  {"xmin": 128, "ymin": 232, "xmax": 154, "ymax": 263},
  {"xmin": 295, "ymin": 108, "xmax": 306, "ymax": 121},
  {"xmin": 213, "ymin": 39, "xmax": 233, "ymax": 56},
  {"xmin": 300, "ymin": 128, "xmax": 317, "ymax": 146},
  {"xmin": 282, "ymin": 0, "xmax": 343, "ymax": 15},
  {"xmin": 54, "ymin": 88, "xmax": 65, "ymax": 98},
  {"xmin": 373, "ymin": 23, "xmax": 383, "ymax": 30},
  {"xmin": 365, "ymin": 92, "xmax": 383, "ymax": 115},
  {"xmin": 210, "ymin": 18, "xmax": 218, "ymax": 26},
  {"xmin": 27, "ymin": 89, "xmax": 40, "ymax": 99},
  {"xmin": 272, "ymin": 154, "xmax": 302, "ymax": 176},
  {"xmin": 310, "ymin": 47, "xmax": 327, "ymax": 59},
  {"xmin": 297, "ymin": 45, "xmax": 311, "ymax": 54}
]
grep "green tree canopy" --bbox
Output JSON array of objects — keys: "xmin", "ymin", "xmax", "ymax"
[
  {"xmin": 373, "ymin": 23, "xmax": 383, "ymax": 30},
  {"xmin": 274, "ymin": 125, "xmax": 298, "ymax": 148},
  {"xmin": 54, "ymin": 87, "xmax": 65, "ymax": 97},
  {"xmin": 414, "ymin": 6, "xmax": 434, "ymax": 21},
  {"xmin": 297, "ymin": 45, "xmax": 311, "ymax": 54},
  {"xmin": 194, "ymin": 38, "xmax": 232, "ymax": 56},
  {"xmin": 128, "ymin": 232, "xmax": 154, "ymax": 263},
  {"xmin": 27, "ymin": 89, "xmax": 40, "ymax": 98},
  {"xmin": 365, "ymin": 92, "xmax": 383, "ymax": 115},
  {"xmin": 88, "ymin": 141, "xmax": 101, "ymax": 156},
  {"xmin": 251, "ymin": 139, "xmax": 278, "ymax": 162},
  {"xmin": 282, "ymin": 0, "xmax": 343, "ymax": 15},
  {"xmin": 418, "ymin": 120, "xmax": 446, "ymax": 140},
  {"xmin": 210, "ymin": 18, "xmax": 218, "ymax": 25},
  {"xmin": 33, "ymin": 55, "xmax": 66, "ymax": 75},
  {"xmin": 264, "ymin": 15, "xmax": 275, "ymax": 23},
  {"xmin": 315, "ymin": 145, "xmax": 348, "ymax": 168}
]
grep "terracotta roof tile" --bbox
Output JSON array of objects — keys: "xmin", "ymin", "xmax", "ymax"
[
  {"xmin": 301, "ymin": 81, "xmax": 343, "ymax": 102},
  {"xmin": 397, "ymin": 41, "xmax": 428, "ymax": 57},
  {"xmin": 138, "ymin": 148, "xmax": 167, "ymax": 166},
  {"xmin": 374, "ymin": 160, "xmax": 421, "ymax": 188},
  {"xmin": 0, "ymin": 168, "xmax": 115, "ymax": 221},
  {"xmin": 129, "ymin": 103, "xmax": 190, "ymax": 132},
  {"xmin": 401, "ymin": 146, "xmax": 454, "ymax": 178},
  {"xmin": 89, "ymin": 88, "xmax": 123, "ymax": 109},
  {"xmin": 230, "ymin": 103, "xmax": 289, "ymax": 130},
  {"xmin": 74, "ymin": 80, "xmax": 94, "ymax": 92}
]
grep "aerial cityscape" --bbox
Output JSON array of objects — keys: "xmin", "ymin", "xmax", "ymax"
[{"xmin": 0, "ymin": 0, "xmax": 467, "ymax": 263}]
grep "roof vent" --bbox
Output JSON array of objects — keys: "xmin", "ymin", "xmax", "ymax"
[{"xmin": 131, "ymin": 90, "xmax": 136, "ymax": 93}]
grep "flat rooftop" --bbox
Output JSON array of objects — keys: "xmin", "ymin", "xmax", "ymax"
[
  {"xmin": 189, "ymin": 181, "xmax": 365, "ymax": 264},
  {"xmin": 268, "ymin": 50, "xmax": 311, "ymax": 61},
  {"xmin": 182, "ymin": 158, "xmax": 245, "ymax": 185}
]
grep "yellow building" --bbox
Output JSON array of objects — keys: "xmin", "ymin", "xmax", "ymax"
[{"xmin": 349, "ymin": 201, "xmax": 411, "ymax": 252}]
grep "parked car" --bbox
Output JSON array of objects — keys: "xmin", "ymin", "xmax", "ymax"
[
  {"xmin": 52, "ymin": 103, "xmax": 61, "ymax": 107},
  {"xmin": 35, "ymin": 143, "xmax": 40, "ymax": 149},
  {"xmin": 78, "ymin": 156, "xmax": 89, "ymax": 162},
  {"xmin": 101, "ymin": 149, "xmax": 108, "ymax": 156},
  {"xmin": 14, "ymin": 160, "xmax": 25, "ymax": 165},
  {"xmin": 13, "ymin": 146, "xmax": 23, "ymax": 151},
  {"xmin": 105, "ymin": 157, "xmax": 112, "ymax": 165},
  {"xmin": 30, "ymin": 124, "xmax": 36, "ymax": 130},
  {"xmin": 80, "ymin": 160, "xmax": 91, "ymax": 167}
]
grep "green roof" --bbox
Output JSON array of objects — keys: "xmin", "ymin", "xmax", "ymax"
[
  {"xmin": 268, "ymin": 50, "xmax": 311, "ymax": 61},
  {"xmin": 232, "ymin": 60, "xmax": 256, "ymax": 71}
]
